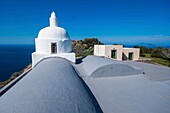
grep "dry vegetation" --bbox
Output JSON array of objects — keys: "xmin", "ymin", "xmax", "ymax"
[
  {"xmin": 0, "ymin": 64, "xmax": 32, "ymax": 89},
  {"xmin": 72, "ymin": 38, "xmax": 103, "ymax": 57}
]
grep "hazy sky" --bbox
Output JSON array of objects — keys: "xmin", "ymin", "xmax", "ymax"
[{"xmin": 0, "ymin": 0, "xmax": 170, "ymax": 46}]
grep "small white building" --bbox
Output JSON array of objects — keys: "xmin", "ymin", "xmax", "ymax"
[
  {"xmin": 32, "ymin": 12, "xmax": 75, "ymax": 67},
  {"xmin": 94, "ymin": 45, "xmax": 140, "ymax": 61}
]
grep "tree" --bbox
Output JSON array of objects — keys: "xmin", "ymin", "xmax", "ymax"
[
  {"xmin": 151, "ymin": 47, "xmax": 163, "ymax": 58},
  {"xmin": 72, "ymin": 38, "xmax": 104, "ymax": 57},
  {"xmin": 134, "ymin": 45, "xmax": 139, "ymax": 48},
  {"xmin": 82, "ymin": 38, "xmax": 103, "ymax": 49},
  {"xmin": 139, "ymin": 46, "xmax": 151, "ymax": 55}
]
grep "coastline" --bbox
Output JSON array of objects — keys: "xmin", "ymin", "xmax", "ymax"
[
  {"xmin": 0, "ymin": 64, "xmax": 32, "ymax": 89},
  {"xmin": 0, "ymin": 45, "xmax": 34, "ymax": 82}
]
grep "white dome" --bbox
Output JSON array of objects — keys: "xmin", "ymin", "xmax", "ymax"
[
  {"xmin": 37, "ymin": 12, "xmax": 70, "ymax": 40},
  {"xmin": 38, "ymin": 26, "xmax": 70, "ymax": 40}
]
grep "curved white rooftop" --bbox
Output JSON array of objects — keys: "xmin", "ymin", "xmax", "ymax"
[
  {"xmin": 0, "ymin": 58, "xmax": 102, "ymax": 113},
  {"xmin": 74, "ymin": 56, "xmax": 143, "ymax": 78},
  {"xmin": 38, "ymin": 12, "xmax": 70, "ymax": 40},
  {"xmin": 1, "ymin": 56, "xmax": 170, "ymax": 113}
]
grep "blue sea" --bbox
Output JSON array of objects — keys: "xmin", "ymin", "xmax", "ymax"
[{"xmin": 0, "ymin": 45, "xmax": 35, "ymax": 82}]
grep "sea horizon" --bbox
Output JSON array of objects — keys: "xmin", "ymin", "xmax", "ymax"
[{"xmin": 1, "ymin": 41, "xmax": 170, "ymax": 48}]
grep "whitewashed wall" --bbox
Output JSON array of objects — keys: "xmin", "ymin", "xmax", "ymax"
[
  {"xmin": 122, "ymin": 48, "xmax": 140, "ymax": 60},
  {"xmin": 35, "ymin": 38, "xmax": 72, "ymax": 54},
  {"xmin": 94, "ymin": 45, "xmax": 105, "ymax": 56},
  {"xmin": 105, "ymin": 45, "xmax": 123, "ymax": 60},
  {"xmin": 32, "ymin": 52, "xmax": 75, "ymax": 67}
]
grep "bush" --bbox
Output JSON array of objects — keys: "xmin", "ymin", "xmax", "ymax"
[
  {"xmin": 82, "ymin": 38, "xmax": 103, "ymax": 49},
  {"xmin": 72, "ymin": 38, "xmax": 103, "ymax": 57}
]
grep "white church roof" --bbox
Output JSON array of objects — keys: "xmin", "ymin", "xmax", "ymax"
[
  {"xmin": 38, "ymin": 12, "xmax": 70, "ymax": 40},
  {"xmin": 0, "ymin": 58, "xmax": 102, "ymax": 113},
  {"xmin": 38, "ymin": 27, "xmax": 70, "ymax": 40},
  {"xmin": 1, "ymin": 56, "xmax": 170, "ymax": 113}
]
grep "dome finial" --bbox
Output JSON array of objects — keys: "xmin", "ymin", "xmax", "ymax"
[
  {"xmin": 50, "ymin": 11, "xmax": 58, "ymax": 27},
  {"xmin": 51, "ymin": 11, "xmax": 56, "ymax": 18}
]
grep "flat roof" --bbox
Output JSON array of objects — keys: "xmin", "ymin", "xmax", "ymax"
[{"xmin": 123, "ymin": 47, "xmax": 139, "ymax": 49}]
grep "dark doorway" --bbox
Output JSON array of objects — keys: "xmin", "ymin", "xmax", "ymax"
[
  {"xmin": 111, "ymin": 50, "xmax": 116, "ymax": 59},
  {"xmin": 128, "ymin": 52, "xmax": 133, "ymax": 60},
  {"xmin": 122, "ymin": 53, "xmax": 128, "ymax": 60},
  {"xmin": 51, "ymin": 43, "xmax": 57, "ymax": 54}
]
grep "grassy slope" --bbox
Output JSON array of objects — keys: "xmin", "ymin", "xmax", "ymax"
[
  {"xmin": 142, "ymin": 54, "xmax": 170, "ymax": 67},
  {"xmin": 152, "ymin": 58, "xmax": 170, "ymax": 67}
]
